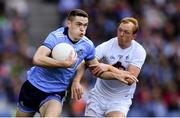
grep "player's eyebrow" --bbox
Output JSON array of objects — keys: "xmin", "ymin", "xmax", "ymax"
[
  {"xmin": 119, "ymin": 27, "xmax": 131, "ymax": 32},
  {"xmin": 76, "ymin": 22, "xmax": 88, "ymax": 26},
  {"xmin": 77, "ymin": 21, "xmax": 88, "ymax": 24}
]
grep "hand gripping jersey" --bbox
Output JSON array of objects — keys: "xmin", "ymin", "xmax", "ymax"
[
  {"xmin": 27, "ymin": 27, "xmax": 95, "ymax": 93},
  {"xmin": 94, "ymin": 37, "xmax": 146, "ymax": 99}
]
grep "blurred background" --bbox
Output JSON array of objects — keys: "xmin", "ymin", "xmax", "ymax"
[{"xmin": 0, "ymin": 0, "xmax": 179, "ymax": 117}]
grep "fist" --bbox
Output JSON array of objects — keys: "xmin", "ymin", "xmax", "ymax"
[{"xmin": 126, "ymin": 78, "xmax": 135, "ymax": 85}]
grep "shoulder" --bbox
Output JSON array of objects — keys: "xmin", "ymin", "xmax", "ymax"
[
  {"xmin": 50, "ymin": 27, "xmax": 66, "ymax": 38},
  {"xmin": 108, "ymin": 37, "xmax": 117, "ymax": 44},
  {"xmin": 132, "ymin": 40, "xmax": 146, "ymax": 55},
  {"xmin": 98, "ymin": 37, "xmax": 117, "ymax": 47},
  {"xmin": 81, "ymin": 36, "xmax": 94, "ymax": 47}
]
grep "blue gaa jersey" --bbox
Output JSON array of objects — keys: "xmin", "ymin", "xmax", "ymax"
[{"xmin": 27, "ymin": 27, "xmax": 95, "ymax": 93}]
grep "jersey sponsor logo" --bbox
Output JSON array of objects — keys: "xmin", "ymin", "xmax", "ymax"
[{"xmin": 112, "ymin": 61, "xmax": 125, "ymax": 70}]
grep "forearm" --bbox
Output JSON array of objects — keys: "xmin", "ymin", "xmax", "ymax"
[
  {"xmin": 108, "ymin": 65, "xmax": 139, "ymax": 85},
  {"xmin": 109, "ymin": 65, "xmax": 139, "ymax": 78},
  {"xmin": 73, "ymin": 61, "xmax": 86, "ymax": 83},
  {"xmin": 98, "ymin": 71, "xmax": 119, "ymax": 80},
  {"xmin": 33, "ymin": 55, "xmax": 66, "ymax": 68},
  {"xmin": 108, "ymin": 65, "xmax": 130, "ymax": 75},
  {"xmin": 98, "ymin": 71, "xmax": 129, "ymax": 84},
  {"xmin": 32, "ymin": 45, "xmax": 69, "ymax": 68},
  {"xmin": 71, "ymin": 61, "xmax": 86, "ymax": 100}
]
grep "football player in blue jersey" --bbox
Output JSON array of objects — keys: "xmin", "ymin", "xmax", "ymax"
[{"xmin": 16, "ymin": 9, "xmax": 136, "ymax": 117}]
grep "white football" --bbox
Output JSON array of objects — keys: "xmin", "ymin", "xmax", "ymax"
[{"xmin": 52, "ymin": 43, "xmax": 75, "ymax": 61}]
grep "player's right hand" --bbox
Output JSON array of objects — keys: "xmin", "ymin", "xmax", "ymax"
[
  {"xmin": 89, "ymin": 63, "xmax": 110, "ymax": 76},
  {"xmin": 63, "ymin": 51, "xmax": 77, "ymax": 68},
  {"xmin": 71, "ymin": 81, "xmax": 84, "ymax": 101}
]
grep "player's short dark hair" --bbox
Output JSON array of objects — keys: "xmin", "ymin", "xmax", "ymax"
[{"xmin": 67, "ymin": 9, "xmax": 88, "ymax": 21}]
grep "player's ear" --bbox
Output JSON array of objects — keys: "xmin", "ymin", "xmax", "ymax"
[{"xmin": 66, "ymin": 20, "xmax": 71, "ymax": 27}]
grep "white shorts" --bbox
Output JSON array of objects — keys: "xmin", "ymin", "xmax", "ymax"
[{"xmin": 85, "ymin": 89, "xmax": 132, "ymax": 117}]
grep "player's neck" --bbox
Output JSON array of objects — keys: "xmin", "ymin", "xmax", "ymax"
[
  {"xmin": 119, "ymin": 42, "xmax": 132, "ymax": 49},
  {"xmin": 68, "ymin": 32, "xmax": 79, "ymax": 43}
]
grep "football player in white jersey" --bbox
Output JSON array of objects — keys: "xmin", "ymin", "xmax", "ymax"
[{"xmin": 71, "ymin": 17, "xmax": 146, "ymax": 117}]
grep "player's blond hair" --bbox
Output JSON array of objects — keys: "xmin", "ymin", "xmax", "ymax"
[{"xmin": 120, "ymin": 17, "xmax": 139, "ymax": 34}]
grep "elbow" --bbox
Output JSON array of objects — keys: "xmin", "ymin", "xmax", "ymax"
[{"xmin": 32, "ymin": 55, "xmax": 40, "ymax": 65}]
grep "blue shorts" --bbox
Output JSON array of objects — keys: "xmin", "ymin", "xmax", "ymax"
[{"xmin": 17, "ymin": 80, "xmax": 67, "ymax": 113}]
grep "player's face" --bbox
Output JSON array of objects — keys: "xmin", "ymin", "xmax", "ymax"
[
  {"xmin": 117, "ymin": 22, "xmax": 135, "ymax": 48},
  {"xmin": 67, "ymin": 16, "xmax": 88, "ymax": 41}
]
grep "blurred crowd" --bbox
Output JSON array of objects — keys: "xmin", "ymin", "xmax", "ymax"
[
  {"xmin": 0, "ymin": 0, "xmax": 35, "ymax": 116},
  {"xmin": 0, "ymin": 0, "xmax": 179, "ymax": 117}
]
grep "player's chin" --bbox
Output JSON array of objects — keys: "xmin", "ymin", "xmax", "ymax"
[{"xmin": 79, "ymin": 34, "xmax": 84, "ymax": 38}]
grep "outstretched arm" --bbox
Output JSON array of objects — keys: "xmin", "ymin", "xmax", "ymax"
[
  {"xmin": 90, "ymin": 63, "xmax": 139, "ymax": 82},
  {"xmin": 86, "ymin": 58, "xmax": 137, "ymax": 84}
]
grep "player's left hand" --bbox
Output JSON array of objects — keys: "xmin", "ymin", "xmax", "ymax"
[
  {"xmin": 89, "ymin": 63, "xmax": 110, "ymax": 76},
  {"xmin": 114, "ymin": 72, "xmax": 138, "ymax": 85},
  {"xmin": 71, "ymin": 81, "xmax": 84, "ymax": 101},
  {"xmin": 63, "ymin": 51, "xmax": 77, "ymax": 68},
  {"xmin": 123, "ymin": 74, "xmax": 138, "ymax": 85}
]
